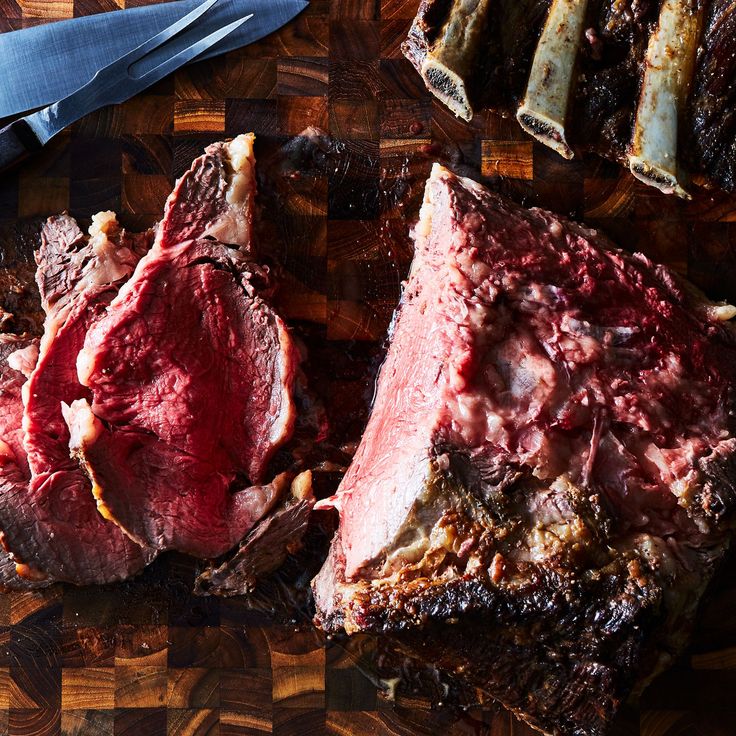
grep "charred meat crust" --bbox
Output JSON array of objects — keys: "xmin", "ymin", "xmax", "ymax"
[
  {"xmin": 686, "ymin": 0, "xmax": 736, "ymax": 191},
  {"xmin": 318, "ymin": 531, "xmax": 723, "ymax": 736}
]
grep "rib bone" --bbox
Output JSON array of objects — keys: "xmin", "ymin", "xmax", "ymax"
[
  {"xmin": 628, "ymin": 0, "xmax": 704, "ymax": 199},
  {"xmin": 517, "ymin": 0, "xmax": 589, "ymax": 160},
  {"xmin": 417, "ymin": 0, "xmax": 492, "ymax": 122}
]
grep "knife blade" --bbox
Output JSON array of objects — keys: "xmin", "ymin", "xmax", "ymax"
[
  {"xmin": 0, "ymin": 0, "xmax": 309, "ymax": 120},
  {"xmin": 0, "ymin": 1, "xmax": 255, "ymax": 173}
]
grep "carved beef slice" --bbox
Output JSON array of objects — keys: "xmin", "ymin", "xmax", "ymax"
[
  {"xmin": 0, "ymin": 212, "xmax": 156, "ymax": 585},
  {"xmin": 312, "ymin": 164, "xmax": 736, "ymax": 735},
  {"xmin": 67, "ymin": 135, "xmax": 301, "ymax": 558}
]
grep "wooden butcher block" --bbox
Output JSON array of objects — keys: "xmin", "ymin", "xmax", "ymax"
[{"xmin": 0, "ymin": 1, "xmax": 735, "ymax": 735}]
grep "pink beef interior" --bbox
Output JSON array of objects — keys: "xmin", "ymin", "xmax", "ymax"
[
  {"xmin": 74, "ymin": 239, "xmax": 298, "ymax": 557},
  {"xmin": 323, "ymin": 163, "xmax": 736, "ymax": 583},
  {"xmin": 68, "ymin": 135, "xmax": 300, "ymax": 559}
]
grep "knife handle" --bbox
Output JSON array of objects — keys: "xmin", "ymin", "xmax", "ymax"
[{"xmin": 0, "ymin": 119, "xmax": 42, "ymax": 174}]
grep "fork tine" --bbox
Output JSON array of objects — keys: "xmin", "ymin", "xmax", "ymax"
[
  {"xmin": 120, "ymin": 0, "xmax": 221, "ymax": 66},
  {"xmin": 134, "ymin": 13, "xmax": 254, "ymax": 81}
]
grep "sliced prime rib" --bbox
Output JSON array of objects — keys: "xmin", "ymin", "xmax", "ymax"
[
  {"xmin": 0, "ymin": 334, "xmax": 50, "ymax": 590},
  {"xmin": 313, "ymin": 165, "xmax": 736, "ymax": 735},
  {"xmin": 67, "ymin": 134, "xmax": 301, "ymax": 558},
  {"xmin": 0, "ymin": 212, "xmax": 156, "ymax": 585}
]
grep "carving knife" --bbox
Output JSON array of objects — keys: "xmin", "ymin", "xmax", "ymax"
[
  {"xmin": 0, "ymin": 0, "xmax": 306, "ymax": 173},
  {"xmin": 0, "ymin": 0, "xmax": 309, "ymax": 119}
]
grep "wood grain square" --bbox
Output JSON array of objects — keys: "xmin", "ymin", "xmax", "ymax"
[
  {"xmin": 166, "ymin": 708, "xmax": 219, "ymax": 736},
  {"xmin": 69, "ymin": 177, "xmax": 121, "ymax": 218},
  {"xmin": 330, "ymin": 100, "xmax": 379, "ymax": 140},
  {"xmin": 68, "ymin": 137, "xmax": 122, "ymax": 179},
  {"xmin": 380, "ymin": 0, "xmax": 419, "ymax": 19},
  {"xmin": 328, "ymin": 60, "xmax": 381, "ymax": 101},
  {"xmin": 583, "ymin": 174, "xmax": 637, "ymax": 220},
  {"xmin": 430, "ymin": 100, "xmax": 487, "ymax": 143},
  {"xmin": 168, "ymin": 628, "xmax": 225, "ymax": 670},
  {"xmin": 62, "ymin": 668, "xmax": 115, "ymax": 710},
  {"xmin": 18, "ymin": 0, "xmax": 72, "ymax": 18},
  {"xmin": 378, "ymin": 59, "xmax": 430, "ymax": 100},
  {"xmin": 174, "ymin": 101, "xmax": 226, "ymax": 135},
  {"xmin": 325, "ymin": 669, "xmax": 377, "ymax": 711},
  {"xmin": 327, "ymin": 139, "xmax": 380, "ymax": 220},
  {"xmin": 114, "ymin": 667, "xmax": 167, "ymax": 709},
  {"xmin": 177, "ymin": 59, "xmax": 277, "ymax": 101},
  {"xmin": 271, "ymin": 708, "xmax": 324, "ymax": 735},
  {"xmin": 166, "ymin": 669, "xmax": 219, "ymax": 709},
  {"xmin": 18, "ymin": 177, "xmax": 69, "ymax": 219},
  {"xmin": 121, "ymin": 174, "xmax": 171, "ymax": 216},
  {"xmin": 73, "ymin": 0, "xmax": 119, "ymax": 15},
  {"xmin": 330, "ymin": 0, "xmax": 379, "ymax": 19},
  {"xmin": 330, "ymin": 20, "xmax": 379, "ymax": 60},
  {"xmin": 0, "ymin": 626, "xmax": 11, "ymax": 667},
  {"xmin": 0, "ymin": 15, "xmax": 22, "ymax": 31},
  {"xmin": 225, "ymin": 100, "xmax": 279, "ymax": 138},
  {"xmin": 115, "ymin": 625, "xmax": 168, "ymax": 668},
  {"xmin": 0, "ymin": 668, "xmax": 9, "ymax": 709},
  {"xmin": 233, "ymin": 15, "xmax": 328, "ymax": 61},
  {"xmin": 0, "ymin": 1, "xmax": 21, "ymax": 19},
  {"xmin": 7, "ymin": 676, "xmax": 40, "ymax": 710},
  {"xmin": 380, "ymin": 98, "xmax": 430, "ymax": 138},
  {"xmin": 114, "ymin": 707, "xmax": 166, "ymax": 736},
  {"xmin": 380, "ymin": 18, "xmax": 412, "ymax": 59},
  {"xmin": 481, "ymin": 140, "xmax": 534, "ymax": 180},
  {"xmin": 271, "ymin": 650, "xmax": 325, "ymax": 709},
  {"xmin": 277, "ymin": 58, "xmax": 328, "ymax": 97},
  {"xmin": 220, "ymin": 670, "xmax": 272, "ymax": 715},
  {"xmin": 121, "ymin": 96, "xmax": 173, "ymax": 135},
  {"xmin": 8, "ymin": 708, "xmax": 61, "ymax": 736},
  {"xmin": 277, "ymin": 96, "xmax": 329, "ymax": 136},
  {"xmin": 61, "ymin": 708, "xmax": 115, "ymax": 736},
  {"xmin": 121, "ymin": 135, "xmax": 172, "ymax": 176},
  {"xmin": 60, "ymin": 626, "xmax": 115, "ymax": 668},
  {"xmin": 205, "ymin": 626, "xmax": 270, "ymax": 670},
  {"xmin": 220, "ymin": 710, "xmax": 271, "ymax": 735},
  {"xmin": 327, "ymin": 297, "xmax": 394, "ymax": 341}
]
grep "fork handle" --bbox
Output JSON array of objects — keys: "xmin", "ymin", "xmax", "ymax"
[{"xmin": 0, "ymin": 119, "xmax": 42, "ymax": 174}]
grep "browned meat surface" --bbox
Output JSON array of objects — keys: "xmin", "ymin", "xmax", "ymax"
[
  {"xmin": 686, "ymin": 0, "xmax": 736, "ymax": 190},
  {"xmin": 312, "ymin": 165, "xmax": 736, "ymax": 735},
  {"xmin": 571, "ymin": 0, "xmax": 663, "ymax": 162}
]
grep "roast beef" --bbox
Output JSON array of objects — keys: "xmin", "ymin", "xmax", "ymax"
[
  {"xmin": 67, "ymin": 134, "xmax": 301, "ymax": 558},
  {"xmin": 0, "ymin": 335, "xmax": 49, "ymax": 590},
  {"xmin": 313, "ymin": 165, "xmax": 736, "ymax": 735},
  {"xmin": 0, "ymin": 212, "xmax": 155, "ymax": 585}
]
